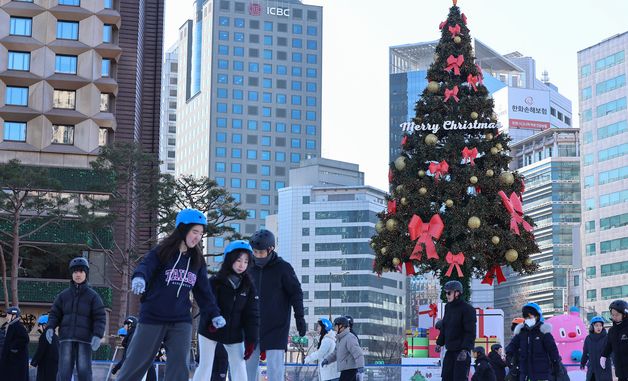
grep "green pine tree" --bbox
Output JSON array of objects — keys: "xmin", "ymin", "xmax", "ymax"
[{"xmin": 371, "ymin": 3, "xmax": 539, "ymax": 299}]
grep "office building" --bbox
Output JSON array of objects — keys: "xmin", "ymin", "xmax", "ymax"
[
  {"xmin": 277, "ymin": 158, "xmax": 405, "ymax": 358},
  {"xmin": 176, "ymin": 0, "xmax": 323, "ymax": 257},
  {"xmin": 160, "ymin": 43, "xmax": 179, "ymax": 175},
  {"xmin": 578, "ymin": 32, "xmax": 628, "ymax": 321}
]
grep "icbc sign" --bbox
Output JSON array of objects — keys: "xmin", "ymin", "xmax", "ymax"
[{"xmin": 267, "ymin": 6, "xmax": 290, "ymax": 17}]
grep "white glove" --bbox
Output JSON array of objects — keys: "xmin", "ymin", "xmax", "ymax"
[
  {"xmin": 91, "ymin": 336, "xmax": 101, "ymax": 351},
  {"xmin": 131, "ymin": 277, "xmax": 146, "ymax": 295},
  {"xmin": 600, "ymin": 356, "xmax": 606, "ymax": 369},
  {"xmin": 45, "ymin": 329, "xmax": 53, "ymax": 344},
  {"xmin": 212, "ymin": 316, "xmax": 226, "ymax": 329}
]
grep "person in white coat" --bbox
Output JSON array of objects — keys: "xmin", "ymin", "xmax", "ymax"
[{"xmin": 304, "ymin": 318, "xmax": 340, "ymax": 381}]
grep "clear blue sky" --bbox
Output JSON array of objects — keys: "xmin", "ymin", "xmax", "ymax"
[{"xmin": 164, "ymin": 0, "xmax": 628, "ymax": 190}]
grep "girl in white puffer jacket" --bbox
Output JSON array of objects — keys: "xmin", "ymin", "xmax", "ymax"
[{"xmin": 304, "ymin": 318, "xmax": 340, "ymax": 381}]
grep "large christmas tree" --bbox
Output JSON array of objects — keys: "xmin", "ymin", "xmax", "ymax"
[{"xmin": 371, "ymin": 2, "xmax": 539, "ymax": 298}]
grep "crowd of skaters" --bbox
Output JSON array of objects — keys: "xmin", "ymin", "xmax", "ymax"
[{"xmin": 0, "ymin": 208, "xmax": 626, "ymax": 381}]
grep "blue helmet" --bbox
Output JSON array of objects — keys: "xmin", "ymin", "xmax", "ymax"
[
  {"xmin": 38, "ymin": 315, "xmax": 49, "ymax": 325},
  {"xmin": 117, "ymin": 328, "xmax": 127, "ymax": 336},
  {"xmin": 224, "ymin": 240, "xmax": 253, "ymax": 258},
  {"xmin": 522, "ymin": 302, "xmax": 544, "ymax": 322},
  {"xmin": 175, "ymin": 208, "xmax": 207, "ymax": 229},
  {"xmin": 318, "ymin": 318, "xmax": 333, "ymax": 332},
  {"xmin": 590, "ymin": 316, "xmax": 605, "ymax": 326}
]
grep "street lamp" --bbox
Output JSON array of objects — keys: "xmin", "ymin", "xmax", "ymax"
[{"xmin": 329, "ymin": 271, "xmax": 350, "ymax": 320}]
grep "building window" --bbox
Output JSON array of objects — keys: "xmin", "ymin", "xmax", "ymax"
[
  {"xmin": 302, "ymin": 212, "xmax": 310, "ymax": 220},
  {"xmin": 582, "ymin": 109, "xmax": 592, "ymax": 122},
  {"xmin": 8, "ymin": 51, "xmax": 30, "ymax": 71},
  {"xmin": 581, "ymin": 86, "xmax": 592, "ymax": 100},
  {"xmin": 596, "ymin": 74, "xmax": 626, "ymax": 95},
  {"xmin": 586, "ymin": 289, "xmax": 596, "ymax": 302},
  {"xmin": 600, "ymin": 237, "xmax": 628, "ymax": 254},
  {"xmin": 103, "ymin": 24, "xmax": 113, "ymax": 43},
  {"xmin": 595, "ymin": 50, "xmax": 625, "ymax": 72},
  {"xmin": 599, "ymin": 212, "xmax": 628, "ymax": 231},
  {"xmin": 585, "ymin": 243, "xmax": 596, "ymax": 256},
  {"xmin": 59, "ymin": 0, "xmax": 80, "ymax": 5},
  {"xmin": 104, "ymin": 0, "xmax": 113, "ymax": 9},
  {"xmin": 580, "ymin": 64, "xmax": 590, "ymax": 77},
  {"xmin": 3, "ymin": 122, "xmax": 26, "ymax": 142},
  {"xmin": 5, "ymin": 87, "xmax": 28, "ymax": 106},
  {"xmin": 100, "ymin": 93, "xmax": 112, "ymax": 112},
  {"xmin": 53, "ymin": 90, "xmax": 76, "ymax": 109},
  {"xmin": 596, "ymin": 97, "xmax": 627, "ymax": 118},
  {"xmin": 598, "ymin": 120, "xmax": 627, "ymax": 140},
  {"xmin": 57, "ymin": 21, "xmax": 79, "ymax": 40},
  {"xmin": 51, "ymin": 125, "xmax": 74, "ymax": 145},
  {"xmin": 10, "ymin": 17, "xmax": 32, "ymax": 36},
  {"xmin": 55, "ymin": 55, "xmax": 78, "ymax": 74},
  {"xmin": 598, "ymin": 143, "xmax": 628, "ymax": 162},
  {"xmin": 260, "ymin": 195, "xmax": 270, "ymax": 205},
  {"xmin": 98, "ymin": 128, "xmax": 108, "ymax": 146}
]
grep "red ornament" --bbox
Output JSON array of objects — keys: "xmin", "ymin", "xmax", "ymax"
[
  {"xmin": 428, "ymin": 160, "xmax": 449, "ymax": 182},
  {"xmin": 445, "ymin": 55, "xmax": 464, "ymax": 76},
  {"xmin": 445, "ymin": 252, "xmax": 465, "ymax": 277},
  {"xmin": 481, "ymin": 265, "xmax": 507, "ymax": 285},
  {"xmin": 444, "ymin": 86, "xmax": 460, "ymax": 103},
  {"xmin": 387, "ymin": 199, "xmax": 397, "ymax": 214},
  {"xmin": 408, "ymin": 214, "xmax": 444, "ymax": 261}
]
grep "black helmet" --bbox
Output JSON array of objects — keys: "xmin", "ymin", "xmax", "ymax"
[
  {"xmin": 333, "ymin": 316, "xmax": 349, "ymax": 328},
  {"xmin": 609, "ymin": 300, "xmax": 628, "ymax": 315},
  {"xmin": 69, "ymin": 257, "xmax": 89, "ymax": 272},
  {"xmin": 7, "ymin": 306, "xmax": 20, "ymax": 316},
  {"xmin": 124, "ymin": 316, "xmax": 138, "ymax": 328},
  {"xmin": 250, "ymin": 229, "xmax": 275, "ymax": 250},
  {"xmin": 443, "ymin": 280, "xmax": 463, "ymax": 293},
  {"xmin": 345, "ymin": 315, "xmax": 354, "ymax": 328}
]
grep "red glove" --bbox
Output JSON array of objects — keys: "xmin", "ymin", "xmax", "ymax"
[
  {"xmin": 244, "ymin": 342, "xmax": 255, "ymax": 360},
  {"xmin": 260, "ymin": 350, "xmax": 266, "ymax": 361},
  {"xmin": 208, "ymin": 324, "xmax": 217, "ymax": 333}
]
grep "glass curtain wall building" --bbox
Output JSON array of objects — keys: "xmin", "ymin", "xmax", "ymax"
[
  {"xmin": 160, "ymin": 43, "xmax": 179, "ymax": 175},
  {"xmin": 176, "ymin": 0, "xmax": 323, "ymax": 258},
  {"xmin": 577, "ymin": 32, "xmax": 628, "ymax": 322},
  {"xmin": 277, "ymin": 158, "xmax": 405, "ymax": 359}
]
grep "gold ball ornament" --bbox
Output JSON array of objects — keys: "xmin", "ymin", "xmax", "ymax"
[
  {"xmin": 486, "ymin": 169, "xmax": 494, "ymax": 177},
  {"xmin": 525, "ymin": 258, "xmax": 533, "ymax": 266},
  {"xmin": 470, "ymin": 176, "xmax": 478, "ymax": 184},
  {"xmin": 418, "ymin": 170, "xmax": 426, "ymax": 178},
  {"xmin": 496, "ymin": 143, "xmax": 503, "ymax": 151},
  {"xmin": 419, "ymin": 187, "xmax": 428, "ymax": 195},
  {"xmin": 470, "ymin": 111, "xmax": 479, "ymax": 120},
  {"xmin": 485, "ymin": 132, "xmax": 494, "ymax": 141},
  {"xmin": 401, "ymin": 197, "xmax": 409, "ymax": 206},
  {"xmin": 427, "ymin": 81, "xmax": 440, "ymax": 93},
  {"xmin": 375, "ymin": 221, "xmax": 385, "ymax": 233},
  {"xmin": 491, "ymin": 112, "xmax": 498, "ymax": 122},
  {"xmin": 396, "ymin": 184, "xmax": 404, "ymax": 193},
  {"xmin": 491, "ymin": 236, "xmax": 500, "ymax": 245},
  {"xmin": 385, "ymin": 219, "xmax": 398, "ymax": 231},
  {"xmin": 467, "ymin": 216, "xmax": 481, "ymax": 229},
  {"xmin": 392, "ymin": 257, "xmax": 401, "ymax": 266},
  {"xmin": 505, "ymin": 249, "xmax": 519, "ymax": 263},
  {"xmin": 370, "ymin": 242, "xmax": 376, "ymax": 248},
  {"xmin": 499, "ymin": 171, "xmax": 515, "ymax": 185},
  {"xmin": 424, "ymin": 134, "xmax": 438, "ymax": 145},
  {"xmin": 380, "ymin": 247, "xmax": 388, "ymax": 255},
  {"xmin": 454, "ymin": 36, "xmax": 462, "ymax": 44},
  {"xmin": 490, "ymin": 147, "xmax": 499, "ymax": 155},
  {"xmin": 394, "ymin": 156, "xmax": 406, "ymax": 170},
  {"xmin": 445, "ymin": 199, "xmax": 454, "ymax": 208}
]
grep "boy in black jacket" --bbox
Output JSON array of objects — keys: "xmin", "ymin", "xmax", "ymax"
[
  {"xmin": 487, "ymin": 344, "xmax": 506, "ymax": 381},
  {"xmin": 31, "ymin": 314, "xmax": 59, "ymax": 381},
  {"xmin": 471, "ymin": 346, "xmax": 496, "ymax": 381},
  {"xmin": 0, "ymin": 306, "xmax": 29, "ymax": 381},
  {"xmin": 601, "ymin": 299, "xmax": 628, "ymax": 381},
  {"xmin": 46, "ymin": 257, "xmax": 106, "ymax": 381},
  {"xmin": 436, "ymin": 280, "xmax": 477, "ymax": 381}
]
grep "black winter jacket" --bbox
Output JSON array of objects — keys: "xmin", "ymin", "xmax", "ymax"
[
  {"xmin": 602, "ymin": 320, "xmax": 628, "ymax": 378},
  {"xmin": 436, "ymin": 298, "xmax": 477, "ymax": 351},
  {"xmin": 31, "ymin": 331, "xmax": 59, "ymax": 381},
  {"xmin": 248, "ymin": 252, "xmax": 305, "ymax": 351},
  {"xmin": 488, "ymin": 350, "xmax": 507, "ymax": 381},
  {"xmin": 112, "ymin": 326, "xmax": 136, "ymax": 374},
  {"xmin": 471, "ymin": 354, "xmax": 496, "ymax": 381},
  {"xmin": 47, "ymin": 280, "xmax": 107, "ymax": 343},
  {"xmin": 506, "ymin": 322, "xmax": 561, "ymax": 381},
  {"xmin": 581, "ymin": 330, "xmax": 612, "ymax": 381},
  {"xmin": 0, "ymin": 319, "xmax": 29, "ymax": 381},
  {"xmin": 198, "ymin": 273, "xmax": 259, "ymax": 345}
]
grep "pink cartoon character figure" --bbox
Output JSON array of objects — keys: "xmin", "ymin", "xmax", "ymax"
[{"xmin": 546, "ymin": 307, "xmax": 586, "ymax": 366}]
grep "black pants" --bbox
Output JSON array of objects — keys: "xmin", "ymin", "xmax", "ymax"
[
  {"xmin": 339, "ymin": 368, "xmax": 358, "ymax": 381},
  {"xmin": 442, "ymin": 350, "xmax": 471, "ymax": 381}
]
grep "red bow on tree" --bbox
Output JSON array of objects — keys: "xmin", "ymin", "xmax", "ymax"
[
  {"xmin": 448, "ymin": 24, "xmax": 461, "ymax": 38},
  {"xmin": 387, "ymin": 199, "xmax": 397, "ymax": 214},
  {"xmin": 428, "ymin": 160, "xmax": 449, "ymax": 182},
  {"xmin": 475, "ymin": 64, "xmax": 484, "ymax": 80},
  {"xmin": 408, "ymin": 214, "xmax": 444, "ymax": 261},
  {"xmin": 461, "ymin": 147, "xmax": 478, "ymax": 166},
  {"xmin": 401, "ymin": 135, "xmax": 408, "ymax": 147},
  {"xmin": 498, "ymin": 191, "xmax": 533, "ymax": 235},
  {"xmin": 481, "ymin": 265, "xmax": 507, "ymax": 285},
  {"xmin": 405, "ymin": 261, "xmax": 416, "ymax": 276},
  {"xmin": 467, "ymin": 74, "xmax": 480, "ymax": 91},
  {"xmin": 461, "ymin": 13, "xmax": 467, "ymax": 25},
  {"xmin": 444, "ymin": 86, "xmax": 460, "ymax": 102},
  {"xmin": 445, "ymin": 55, "xmax": 464, "ymax": 76},
  {"xmin": 445, "ymin": 252, "xmax": 465, "ymax": 277},
  {"xmin": 388, "ymin": 168, "xmax": 393, "ymax": 183},
  {"xmin": 439, "ymin": 20, "xmax": 446, "ymax": 30}
]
